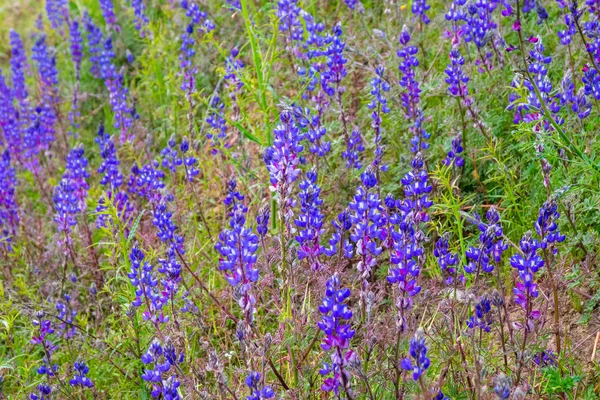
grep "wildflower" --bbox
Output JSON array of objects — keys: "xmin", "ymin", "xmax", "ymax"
[
  {"xmin": 277, "ymin": 0, "xmax": 303, "ymax": 46},
  {"xmin": 368, "ymin": 66, "xmax": 390, "ymax": 173},
  {"xmin": 141, "ymin": 339, "xmax": 183, "ymax": 399},
  {"xmin": 400, "ymin": 154, "xmax": 433, "ymax": 225},
  {"xmin": 256, "ymin": 205, "xmax": 270, "ymax": 237},
  {"xmin": 412, "ymin": 0, "xmax": 431, "ymax": 24},
  {"xmin": 324, "ymin": 209, "xmax": 353, "ymax": 258},
  {"xmin": 510, "ymin": 231, "xmax": 543, "ymax": 328},
  {"xmin": 494, "ymin": 374, "xmax": 511, "ymax": 399},
  {"xmin": 46, "ymin": 0, "xmax": 68, "ymax": 30},
  {"xmin": 69, "ymin": 19, "xmax": 83, "ymax": 79},
  {"xmin": 83, "ymin": 14, "xmax": 104, "ymax": 79},
  {"xmin": 535, "ymin": 199, "xmax": 566, "ymax": 252},
  {"xmin": 348, "ymin": 167, "xmax": 384, "ymax": 297},
  {"xmin": 264, "ymin": 111, "xmax": 303, "ymax": 235},
  {"xmin": 29, "ymin": 383, "xmax": 52, "ymax": 400},
  {"xmin": 442, "ymin": 136, "xmax": 464, "ymax": 167},
  {"xmin": 96, "ymin": 124, "xmax": 123, "ymax": 189},
  {"xmin": 0, "ymin": 150, "xmax": 19, "ymax": 251},
  {"xmin": 99, "ymin": 0, "xmax": 118, "ymax": 28},
  {"xmin": 131, "ymin": 0, "xmax": 149, "ymax": 35},
  {"xmin": 401, "ymin": 328, "xmax": 430, "ymax": 381},
  {"xmin": 295, "ymin": 168, "xmax": 325, "ymax": 270},
  {"xmin": 128, "ymin": 246, "xmax": 169, "ymax": 324},
  {"xmin": 215, "ymin": 177, "xmax": 259, "ymax": 324},
  {"xmin": 225, "ymin": 47, "xmax": 244, "ymax": 98},
  {"xmin": 465, "ymin": 207, "xmax": 507, "ymax": 274},
  {"xmin": 397, "ymin": 27, "xmax": 430, "ymax": 153},
  {"xmin": 434, "ymin": 233, "xmax": 459, "ymax": 285},
  {"xmin": 321, "ymin": 24, "xmax": 347, "ymax": 97},
  {"xmin": 342, "ymin": 127, "xmax": 364, "ymax": 170},
  {"xmin": 466, "ymin": 296, "xmax": 493, "ymax": 332},
  {"xmin": 318, "ymin": 274, "xmax": 356, "ymax": 397},
  {"xmin": 129, "ymin": 161, "xmax": 166, "ymax": 204},
  {"xmin": 161, "ymin": 136, "xmax": 200, "ymax": 182},
  {"xmin": 69, "ymin": 361, "xmax": 94, "ymax": 388},
  {"xmin": 206, "ymin": 95, "xmax": 228, "ymax": 153},
  {"xmin": 245, "ymin": 372, "xmax": 275, "ymax": 400}
]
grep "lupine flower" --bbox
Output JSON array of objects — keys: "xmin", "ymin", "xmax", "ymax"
[
  {"xmin": 412, "ymin": 0, "xmax": 431, "ymax": 24},
  {"xmin": 400, "ymin": 154, "xmax": 433, "ymax": 225},
  {"xmin": 0, "ymin": 71, "xmax": 20, "ymax": 152},
  {"xmin": 161, "ymin": 136, "xmax": 200, "ymax": 182},
  {"xmin": 53, "ymin": 145, "xmax": 89, "ymax": 251},
  {"xmin": 141, "ymin": 339, "xmax": 183, "ymax": 399},
  {"xmin": 245, "ymin": 372, "xmax": 275, "ymax": 400},
  {"xmin": 510, "ymin": 231, "xmax": 543, "ymax": 329},
  {"xmin": 466, "ymin": 295, "xmax": 493, "ymax": 332},
  {"xmin": 509, "ymin": 37, "xmax": 563, "ymax": 130},
  {"xmin": 264, "ymin": 111, "xmax": 303, "ymax": 235},
  {"xmin": 96, "ymin": 124, "xmax": 123, "ymax": 190},
  {"xmin": 558, "ymin": 13, "xmax": 576, "ymax": 45},
  {"xmin": 46, "ymin": 0, "xmax": 68, "ymax": 30},
  {"xmin": 69, "ymin": 361, "xmax": 94, "ymax": 388},
  {"xmin": 69, "ymin": 19, "xmax": 83, "ymax": 79},
  {"xmin": 100, "ymin": 0, "xmax": 118, "ymax": 28},
  {"xmin": 368, "ymin": 66, "xmax": 390, "ymax": 173},
  {"xmin": 83, "ymin": 14, "xmax": 103, "ymax": 79},
  {"xmin": 318, "ymin": 274, "xmax": 356, "ymax": 397},
  {"xmin": 387, "ymin": 206, "xmax": 422, "ymax": 330},
  {"xmin": 535, "ymin": 199, "xmax": 566, "ymax": 252},
  {"xmin": 0, "ymin": 150, "xmax": 19, "ymax": 251},
  {"xmin": 324, "ymin": 209, "xmax": 353, "ymax": 258},
  {"xmin": 348, "ymin": 168, "xmax": 384, "ymax": 297},
  {"xmin": 128, "ymin": 161, "xmax": 166, "ymax": 204},
  {"xmin": 29, "ymin": 383, "xmax": 52, "ymax": 400},
  {"xmin": 179, "ymin": 23, "xmax": 197, "ymax": 96},
  {"xmin": 434, "ymin": 391, "xmax": 451, "ymax": 400},
  {"xmin": 95, "ymin": 124, "xmax": 133, "ymax": 227},
  {"xmin": 305, "ymin": 92, "xmax": 331, "ymax": 156},
  {"xmin": 10, "ymin": 30, "xmax": 28, "ymax": 102},
  {"xmin": 224, "ymin": 47, "xmax": 244, "ymax": 98},
  {"xmin": 434, "ymin": 233, "xmax": 459, "ymax": 284},
  {"xmin": 294, "ymin": 168, "xmax": 325, "ymax": 270},
  {"xmin": 215, "ymin": 177, "xmax": 259, "ymax": 324},
  {"xmin": 131, "ymin": 0, "xmax": 150, "ymax": 36},
  {"xmin": 30, "ymin": 318, "xmax": 59, "ymax": 383},
  {"xmin": 55, "ymin": 294, "xmax": 77, "ymax": 338},
  {"xmin": 226, "ymin": 0, "xmax": 241, "ymax": 10},
  {"xmin": 256, "ymin": 205, "xmax": 270, "ymax": 238},
  {"xmin": 494, "ymin": 374, "xmax": 511, "ymax": 399},
  {"xmin": 442, "ymin": 136, "xmax": 464, "ymax": 167},
  {"xmin": 401, "ymin": 328, "xmax": 430, "ymax": 381},
  {"xmin": 128, "ymin": 246, "xmax": 169, "ymax": 324},
  {"xmin": 321, "ymin": 24, "xmax": 347, "ymax": 97},
  {"xmin": 206, "ymin": 95, "xmax": 228, "ymax": 153},
  {"xmin": 533, "ymin": 350, "xmax": 557, "ymax": 367},
  {"xmin": 63, "ymin": 145, "xmax": 90, "ymax": 210},
  {"xmin": 582, "ymin": 66, "xmax": 600, "ymax": 100},
  {"xmin": 277, "ymin": 0, "xmax": 303, "ymax": 48},
  {"xmin": 464, "ymin": 207, "xmax": 507, "ymax": 274},
  {"xmin": 179, "ymin": 1, "xmax": 214, "ymax": 97},
  {"xmin": 342, "ymin": 127, "xmax": 364, "ymax": 170},
  {"xmin": 445, "ymin": 46, "xmax": 469, "ymax": 98},
  {"xmin": 397, "ymin": 27, "xmax": 430, "ymax": 153}
]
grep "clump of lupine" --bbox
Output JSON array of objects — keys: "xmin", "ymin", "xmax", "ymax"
[{"xmin": 2, "ymin": 0, "xmax": 600, "ymax": 398}]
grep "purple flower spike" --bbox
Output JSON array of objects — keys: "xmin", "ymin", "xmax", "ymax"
[
  {"xmin": 401, "ymin": 328, "xmax": 430, "ymax": 381},
  {"xmin": 318, "ymin": 274, "xmax": 356, "ymax": 398},
  {"xmin": 245, "ymin": 371, "xmax": 275, "ymax": 400},
  {"xmin": 215, "ymin": 177, "xmax": 260, "ymax": 325},
  {"xmin": 294, "ymin": 167, "xmax": 325, "ymax": 270}
]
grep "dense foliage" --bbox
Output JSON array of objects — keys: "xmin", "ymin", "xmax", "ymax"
[{"xmin": 1, "ymin": 0, "xmax": 600, "ymax": 398}]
